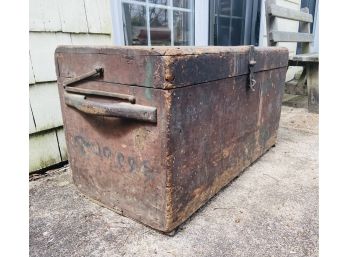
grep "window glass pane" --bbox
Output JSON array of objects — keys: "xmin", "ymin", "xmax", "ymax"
[
  {"xmin": 219, "ymin": 0, "xmax": 231, "ymax": 16},
  {"xmin": 149, "ymin": 0, "xmax": 168, "ymax": 6},
  {"xmin": 149, "ymin": 8, "xmax": 171, "ymax": 45},
  {"xmin": 217, "ymin": 17, "xmax": 230, "ymax": 45},
  {"xmin": 122, "ymin": 3, "xmax": 148, "ymax": 45},
  {"xmin": 209, "ymin": 0, "xmax": 248, "ymax": 46},
  {"xmin": 230, "ymin": 18, "xmax": 243, "ymax": 45},
  {"xmin": 173, "ymin": 0, "xmax": 191, "ymax": 9},
  {"xmin": 217, "ymin": 0, "xmax": 244, "ymax": 17},
  {"xmin": 231, "ymin": 0, "xmax": 244, "ymax": 17},
  {"xmin": 173, "ymin": 11, "xmax": 192, "ymax": 45}
]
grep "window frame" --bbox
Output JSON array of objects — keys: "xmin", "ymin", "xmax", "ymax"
[{"xmin": 110, "ymin": 0, "xmax": 210, "ymax": 46}]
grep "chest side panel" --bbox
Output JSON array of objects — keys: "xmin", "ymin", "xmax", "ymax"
[
  {"xmin": 56, "ymin": 77, "xmax": 170, "ymax": 230},
  {"xmin": 166, "ymin": 67, "xmax": 287, "ymax": 229}
]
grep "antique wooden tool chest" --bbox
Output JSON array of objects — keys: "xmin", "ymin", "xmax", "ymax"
[{"xmin": 55, "ymin": 46, "xmax": 288, "ymax": 233}]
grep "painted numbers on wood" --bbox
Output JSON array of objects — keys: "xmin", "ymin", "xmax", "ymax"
[{"xmin": 73, "ymin": 135, "xmax": 154, "ymax": 175}]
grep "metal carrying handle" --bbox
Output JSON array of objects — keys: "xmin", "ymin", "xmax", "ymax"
[
  {"xmin": 65, "ymin": 93, "xmax": 157, "ymax": 123},
  {"xmin": 63, "ymin": 68, "xmax": 157, "ymax": 123}
]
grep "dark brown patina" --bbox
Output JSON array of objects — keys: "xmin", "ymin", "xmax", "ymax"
[{"xmin": 55, "ymin": 46, "xmax": 288, "ymax": 233}]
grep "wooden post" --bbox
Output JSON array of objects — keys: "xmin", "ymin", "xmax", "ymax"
[
  {"xmin": 265, "ymin": 0, "xmax": 277, "ymax": 46},
  {"xmin": 298, "ymin": 7, "xmax": 311, "ymax": 54},
  {"xmin": 306, "ymin": 62, "xmax": 319, "ymax": 113}
]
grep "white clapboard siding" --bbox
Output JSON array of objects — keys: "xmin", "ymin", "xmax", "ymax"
[
  {"xmin": 29, "ymin": 103, "xmax": 36, "ymax": 134},
  {"xmin": 29, "ymin": 130, "xmax": 61, "ymax": 172},
  {"xmin": 84, "ymin": 0, "xmax": 112, "ymax": 34},
  {"xmin": 30, "ymin": 0, "xmax": 62, "ymax": 32},
  {"xmin": 99, "ymin": 0, "xmax": 113, "ymax": 34},
  {"xmin": 84, "ymin": 0, "xmax": 103, "ymax": 33},
  {"xmin": 56, "ymin": 128, "xmax": 68, "ymax": 161},
  {"xmin": 70, "ymin": 33, "xmax": 112, "ymax": 45},
  {"xmin": 58, "ymin": 0, "xmax": 89, "ymax": 33},
  {"xmin": 42, "ymin": 0, "xmax": 62, "ymax": 31},
  {"xmin": 29, "ymin": 32, "xmax": 57, "ymax": 82},
  {"xmin": 29, "ymin": 32, "xmax": 72, "ymax": 83},
  {"xmin": 29, "ymin": 82, "xmax": 63, "ymax": 132},
  {"xmin": 29, "ymin": 53, "xmax": 35, "ymax": 84},
  {"xmin": 55, "ymin": 32, "xmax": 73, "ymax": 47},
  {"xmin": 29, "ymin": 0, "xmax": 45, "ymax": 31},
  {"xmin": 30, "ymin": 0, "xmax": 112, "ymax": 33}
]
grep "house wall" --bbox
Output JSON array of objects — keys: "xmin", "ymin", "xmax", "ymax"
[{"xmin": 29, "ymin": 0, "xmax": 113, "ymax": 172}]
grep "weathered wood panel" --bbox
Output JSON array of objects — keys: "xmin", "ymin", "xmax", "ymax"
[
  {"xmin": 289, "ymin": 52, "xmax": 319, "ymax": 63},
  {"xmin": 70, "ymin": 33, "xmax": 112, "ymax": 45},
  {"xmin": 297, "ymin": 7, "xmax": 311, "ymax": 54},
  {"xmin": 269, "ymin": 31, "xmax": 313, "ymax": 42},
  {"xmin": 57, "ymin": 81, "xmax": 168, "ymax": 229},
  {"xmin": 29, "ymin": 103, "xmax": 36, "ymax": 134},
  {"xmin": 30, "ymin": 32, "xmax": 72, "ymax": 82},
  {"xmin": 273, "ymin": 7, "xmax": 299, "ymax": 51},
  {"xmin": 56, "ymin": 46, "xmax": 288, "ymax": 89},
  {"xmin": 262, "ymin": 0, "xmax": 301, "ymax": 54},
  {"xmin": 307, "ymin": 62, "xmax": 319, "ymax": 113},
  {"xmin": 167, "ymin": 67, "xmax": 287, "ymax": 230},
  {"xmin": 29, "ymin": 82, "xmax": 63, "ymax": 132},
  {"xmin": 29, "ymin": 130, "xmax": 61, "ymax": 172},
  {"xmin": 56, "ymin": 128, "xmax": 68, "ymax": 161},
  {"xmin": 268, "ymin": 3, "xmax": 313, "ymax": 22},
  {"xmin": 58, "ymin": 0, "xmax": 89, "ymax": 33}
]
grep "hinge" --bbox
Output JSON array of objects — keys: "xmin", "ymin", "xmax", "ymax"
[{"xmin": 248, "ymin": 46, "xmax": 256, "ymax": 91}]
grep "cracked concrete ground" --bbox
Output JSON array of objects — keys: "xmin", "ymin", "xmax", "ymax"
[{"xmin": 29, "ymin": 106, "xmax": 319, "ymax": 257}]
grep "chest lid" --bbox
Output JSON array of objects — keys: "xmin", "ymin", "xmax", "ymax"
[{"xmin": 55, "ymin": 46, "xmax": 288, "ymax": 89}]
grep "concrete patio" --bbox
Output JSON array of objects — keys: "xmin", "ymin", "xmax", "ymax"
[{"xmin": 29, "ymin": 106, "xmax": 319, "ymax": 257}]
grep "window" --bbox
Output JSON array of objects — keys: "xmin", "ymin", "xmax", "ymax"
[
  {"xmin": 209, "ymin": 0, "xmax": 246, "ymax": 45},
  {"xmin": 111, "ymin": 0, "xmax": 261, "ymax": 47},
  {"xmin": 117, "ymin": 0, "xmax": 194, "ymax": 46},
  {"xmin": 209, "ymin": 0, "xmax": 261, "ymax": 46}
]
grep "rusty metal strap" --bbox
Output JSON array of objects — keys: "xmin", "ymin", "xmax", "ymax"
[{"xmin": 248, "ymin": 46, "xmax": 256, "ymax": 91}]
